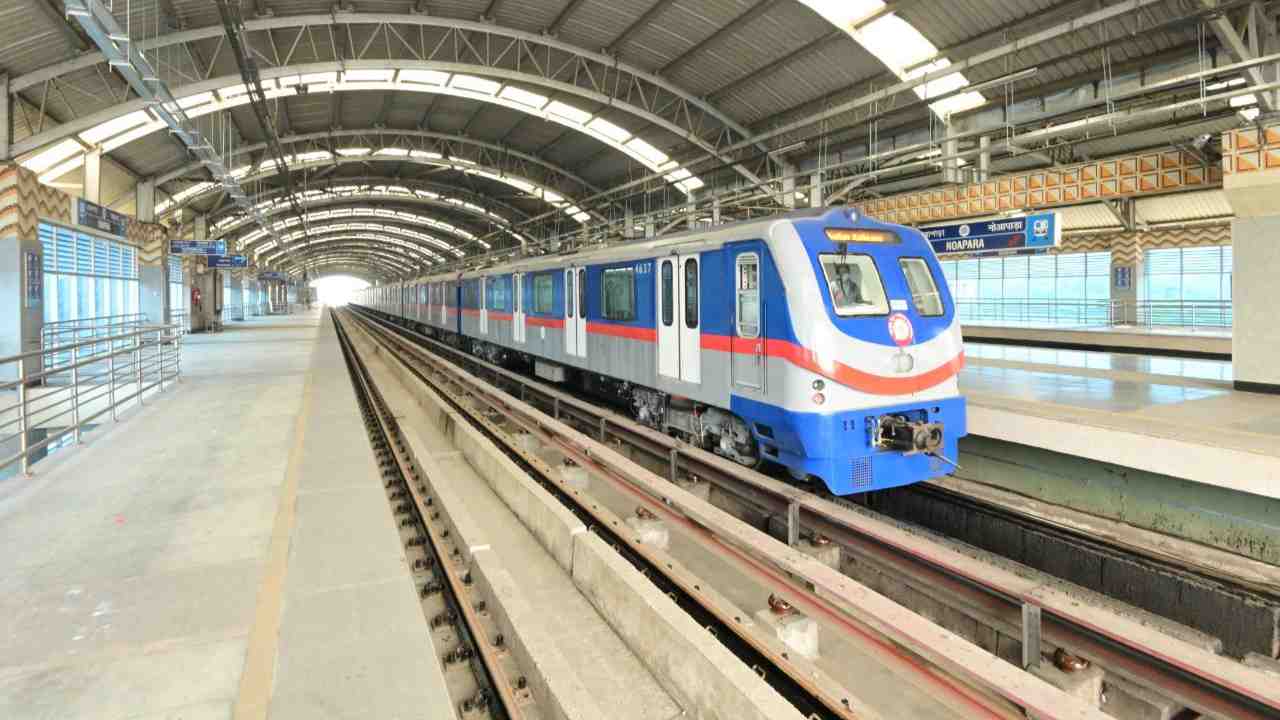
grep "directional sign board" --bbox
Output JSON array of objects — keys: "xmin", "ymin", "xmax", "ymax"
[
  {"xmin": 922, "ymin": 211, "xmax": 1061, "ymax": 256},
  {"xmin": 171, "ymin": 240, "xmax": 227, "ymax": 256},
  {"xmin": 208, "ymin": 255, "xmax": 248, "ymax": 268},
  {"xmin": 258, "ymin": 271, "xmax": 288, "ymax": 281}
]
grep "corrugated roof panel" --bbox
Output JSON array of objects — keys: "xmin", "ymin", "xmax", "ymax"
[{"xmin": 1137, "ymin": 190, "xmax": 1233, "ymax": 224}]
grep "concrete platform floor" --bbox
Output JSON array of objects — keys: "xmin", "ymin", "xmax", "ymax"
[{"xmin": 0, "ymin": 309, "xmax": 447, "ymax": 719}]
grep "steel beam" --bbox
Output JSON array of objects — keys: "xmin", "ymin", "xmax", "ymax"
[
  {"xmin": 9, "ymin": 13, "xmax": 772, "ymax": 183},
  {"xmin": 1201, "ymin": 0, "xmax": 1278, "ymax": 111}
]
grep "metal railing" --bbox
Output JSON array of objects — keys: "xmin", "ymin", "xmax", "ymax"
[
  {"xmin": 955, "ymin": 298, "xmax": 1234, "ymax": 331},
  {"xmin": 2, "ymin": 324, "xmax": 182, "ymax": 477},
  {"xmin": 41, "ymin": 313, "xmax": 148, "ymax": 372},
  {"xmin": 171, "ymin": 309, "xmax": 189, "ymax": 335},
  {"xmin": 955, "ymin": 299, "xmax": 1120, "ymax": 328},
  {"xmin": 1127, "ymin": 300, "xmax": 1233, "ymax": 329}
]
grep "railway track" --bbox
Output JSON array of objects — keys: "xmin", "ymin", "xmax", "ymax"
[{"xmin": 343, "ymin": 304, "xmax": 1280, "ymax": 720}]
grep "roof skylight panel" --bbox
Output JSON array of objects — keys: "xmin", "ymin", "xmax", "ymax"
[
  {"xmin": 449, "ymin": 74, "xmax": 502, "ymax": 96},
  {"xmin": 400, "ymin": 70, "xmax": 450, "ymax": 86},
  {"xmin": 546, "ymin": 101, "xmax": 591, "ymax": 125},
  {"xmin": 22, "ymin": 138, "xmax": 85, "ymax": 173},
  {"xmin": 80, "ymin": 110, "xmax": 152, "ymax": 145},
  {"xmin": 586, "ymin": 118, "xmax": 632, "ymax": 144},
  {"xmin": 498, "ymin": 86, "xmax": 549, "ymax": 109}
]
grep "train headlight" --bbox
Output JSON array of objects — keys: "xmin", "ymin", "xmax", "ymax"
[
  {"xmin": 812, "ymin": 392, "xmax": 826, "ymax": 406},
  {"xmin": 811, "ymin": 379, "xmax": 825, "ymax": 391}
]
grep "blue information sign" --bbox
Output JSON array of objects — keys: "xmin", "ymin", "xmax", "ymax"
[
  {"xmin": 171, "ymin": 240, "xmax": 227, "ymax": 256},
  {"xmin": 259, "ymin": 271, "xmax": 288, "ymax": 281},
  {"xmin": 923, "ymin": 212, "xmax": 1061, "ymax": 256},
  {"xmin": 77, "ymin": 198, "xmax": 128, "ymax": 238},
  {"xmin": 209, "ymin": 254, "xmax": 248, "ymax": 268}
]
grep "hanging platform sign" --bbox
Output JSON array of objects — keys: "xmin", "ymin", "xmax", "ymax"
[
  {"xmin": 208, "ymin": 254, "xmax": 248, "ymax": 268},
  {"xmin": 171, "ymin": 240, "xmax": 227, "ymax": 256},
  {"xmin": 923, "ymin": 211, "xmax": 1061, "ymax": 256},
  {"xmin": 76, "ymin": 198, "xmax": 128, "ymax": 238},
  {"xmin": 259, "ymin": 271, "xmax": 288, "ymax": 281}
]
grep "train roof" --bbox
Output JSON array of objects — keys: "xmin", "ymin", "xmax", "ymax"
[{"xmin": 401, "ymin": 206, "xmax": 880, "ymax": 284}]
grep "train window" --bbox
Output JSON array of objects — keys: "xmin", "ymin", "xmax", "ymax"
[
  {"xmin": 602, "ymin": 267, "xmax": 636, "ymax": 321},
  {"xmin": 684, "ymin": 259, "xmax": 698, "ymax": 329},
  {"xmin": 819, "ymin": 254, "xmax": 889, "ymax": 317},
  {"xmin": 533, "ymin": 275, "xmax": 554, "ymax": 314},
  {"xmin": 736, "ymin": 254, "xmax": 760, "ymax": 338},
  {"xmin": 660, "ymin": 261, "xmax": 674, "ymax": 327},
  {"xmin": 578, "ymin": 269, "xmax": 586, "ymax": 319},
  {"xmin": 899, "ymin": 258, "xmax": 944, "ymax": 316}
]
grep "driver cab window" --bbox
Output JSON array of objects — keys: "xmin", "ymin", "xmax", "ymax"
[
  {"xmin": 819, "ymin": 254, "xmax": 889, "ymax": 316},
  {"xmin": 736, "ymin": 254, "xmax": 760, "ymax": 338}
]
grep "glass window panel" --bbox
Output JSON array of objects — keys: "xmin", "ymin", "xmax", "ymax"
[
  {"xmin": 684, "ymin": 259, "xmax": 699, "ymax": 329},
  {"xmin": 602, "ymin": 267, "xmax": 636, "ymax": 321},
  {"xmin": 533, "ymin": 275, "xmax": 554, "ymax": 314},
  {"xmin": 660, "ymin": 261, "xmax": 673, "ymax": 327}
]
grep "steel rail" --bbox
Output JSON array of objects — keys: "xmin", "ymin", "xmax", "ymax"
[
  {"xmin": 331, "ymin": 311, "xmax": 514, "ymax": 720},
  {"xmin": 347, "ymin": 304, "xmax": 1280, "ymax": 720},
  {"xmin": 341, "ymin": 306, "xmax": 1121, "ymax": 720}
]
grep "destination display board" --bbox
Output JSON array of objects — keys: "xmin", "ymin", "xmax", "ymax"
[
  {"xmin": 77, "ymin": 198, "xmax": 128, "ymax": 238},
  {"xmin": 923, "ymin": 212, "xmax": 1061, "ymax": 256},
  {"xmin": 171, "ymin": 240, "xmax": 228, "ymax": 256}
]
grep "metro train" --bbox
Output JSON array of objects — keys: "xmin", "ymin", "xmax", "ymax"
[{"xmin": 355, "ymin": 207, "xmax": 966, "ymax": 494}]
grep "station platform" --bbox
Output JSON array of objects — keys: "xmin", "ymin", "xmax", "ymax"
[
  {"xmin": 963, "ymin": 324, "xmax": 1231, "ymax": 359},
  {"xmin": 959, "ymin": 341, "xmax": 1279, "ymax": 500},
  {"xmin": 0, "ymin": 310, "xmax": 448, "ymax": 719}
]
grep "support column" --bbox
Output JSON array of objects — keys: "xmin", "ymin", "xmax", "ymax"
[
  {"xmin": 189, "ymin": 215, "xmax": 218, "ymax": 332},
  {"xmin": 227, "ymin": 271, "xmax": 243, "ymax": 321},
  {"xmin": 0, "ymin": 168, "xmax": 43, "ymax": 382},
  {"xmin": 712, "ymin": 197, "xmax": 721, "ymax": 225},
  {"xmin": 624, "ymin": 207, "xmax": 634, "ymax": 239},
  {"xmin": 137, "ymin": 182, "xmax": 168, "ymax": 325},
  {"xmin": 780, "ymin": 163, "xmax": 797, "ymax": 209},
  {"xmin": 83, "ymin": 148, "xmax": 102, "ymax": 204},
  {"xmin": 810, "ymin": 171, "xmax": 823, "ymax": 208},
  {"xmin": 942, "ymin": 125, "xmax": 960, "ymax": 184},
  {"xmin": 0, "ymin": 75, "xmax": 10, "ymax": 162},
  {"xmin": 1222, "ymin": 123, "xmax": 1280, "ymax": 392},
  {"xmin": 978, "ymin": 136, "xmax": 992, "ymax": 183},
  {"xmin": 136, "ymin": 179, "xmax": 155, "ymax": 223}
]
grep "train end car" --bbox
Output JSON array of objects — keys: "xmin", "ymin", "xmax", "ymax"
[{"xmin": 735, "ymin": 207, "xmax": 967, "ymax": 494}]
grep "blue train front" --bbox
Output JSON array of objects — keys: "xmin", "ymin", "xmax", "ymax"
[
  {"xmin": 729, "ymin": 209, "xmax": 967, "ymax": 493},
  {"xmin": 355, "ymin": 207, "xmax": 966, "ymax": 495}
]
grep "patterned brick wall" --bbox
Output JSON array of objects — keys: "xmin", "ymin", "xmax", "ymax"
[
  {"xmin": 852, "ymin": 147, "xmax": 1220, "ymax": 226},
  {"xmin": 1222, "ymin": 123, "xmax": 1280, "ymax": 174}
]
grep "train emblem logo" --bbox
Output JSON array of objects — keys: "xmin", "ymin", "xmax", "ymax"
[
  {"xmin": 1031, "ymin": 218, "xmax": 1050, "ymax": 239},
  {"xmin": 958, "ymin": 224, "xmax": 970, "ymax": 238},
  {"xmin": 887, "ymin": 312, "xmax": 914, "ymax": 347}
]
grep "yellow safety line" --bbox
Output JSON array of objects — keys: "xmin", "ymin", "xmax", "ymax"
[{"xmin": 232, "ymin": 353, "xmax": 314, "ymax": 720}]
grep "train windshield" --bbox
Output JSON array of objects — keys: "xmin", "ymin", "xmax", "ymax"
[
  {"xmin": 819, "ymin": 254, "xmax": 888, "ymax": 317},
  {"xmin": 899, "ymin": 258, "xmax": 944, "ymax": 316}
]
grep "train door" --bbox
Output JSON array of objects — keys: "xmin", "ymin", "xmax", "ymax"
[
  {"xmin": 731, "ymin": 248, "xmax": 764, "ymax": 391},
  {"xmin": 438, "ymin": 283, "xmax": 446, "ymax": 326},
  {"xmin": 658, "ymin": 255, "xmax": 701, "ymax": 384},
  {"xmin": 479, "ymin": 277, "xmax": 489, "ymax": 334},
  {"xmin": 513, "ymin": 273, "xmax": 526, "ymax": 343},
  {"xmin": 575, "ymin": 268, "xmax": 587, "ymax": 359},
  {"xmin": 564, "ymin": 268, "xmax": 576, "ymax": 357}
]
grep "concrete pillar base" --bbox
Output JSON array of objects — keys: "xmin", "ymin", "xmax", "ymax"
[
  {"xmin": 753, "ymin": 609, "xmax": 819, "ymax": 659},
  {"xmin": 624, "ymin": 516, "xmax": 669, "ymax": 550},
  {"xmin": 1027, "ymin": 662, "xmax": 1103, "ymax": 715}
]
